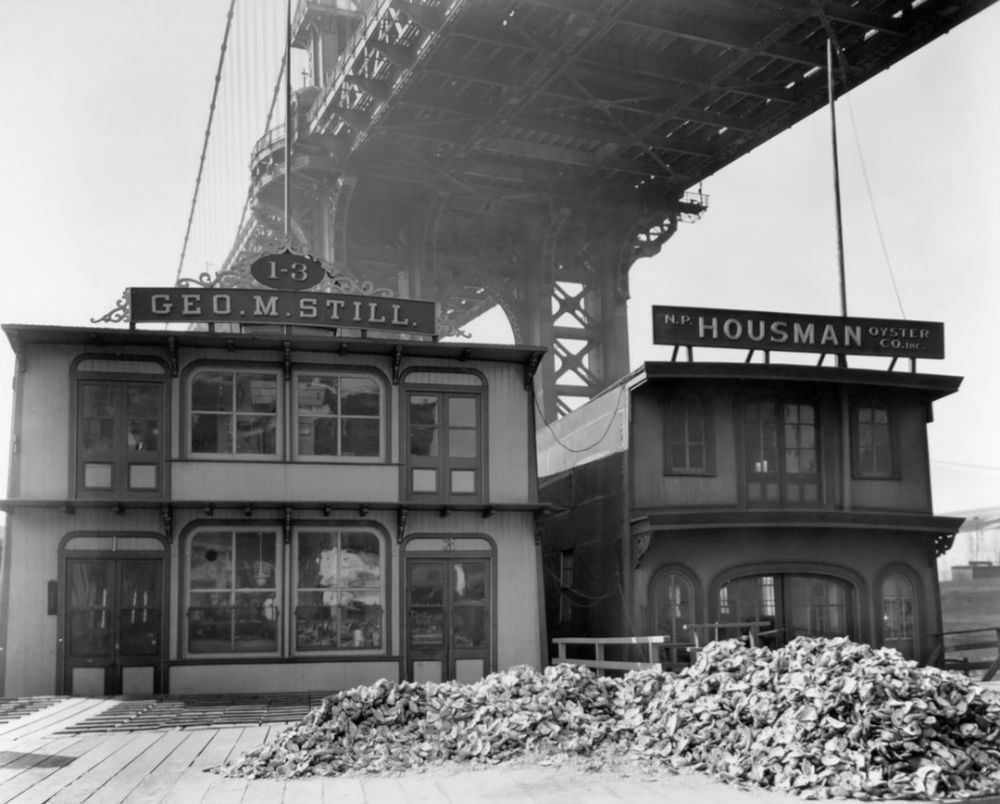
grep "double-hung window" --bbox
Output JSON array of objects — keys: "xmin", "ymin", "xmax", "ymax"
[
  {"xmin": 664, "ymin": 392, "xmax": 712, "ymax": 474},
  {"xmin": 854, "ymin": 403, "xmax": 894, "ymax": 477},
  {"xmin": 407, "ymin": 391, "xmax": 482, "ymax": 501},
  {"xmin": 190, "ymin": 369, "xmax": 280, "ymax": 457}
]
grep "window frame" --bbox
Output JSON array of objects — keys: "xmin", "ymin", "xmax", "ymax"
[
  {"xmin": 182, "ymin": 523, "xmax": 390, "ymax": 660},
  {"xmin": 743, "ymin": 397, "xmax": 821, "ymax": 508},
  {"xmin": 291, "ymin": 526, "xmax": 387, "ymax": 656},
  {"xmin": 662, "ymin": 391, "xmax": 715, "ymax": 476},
  {"xmin": 404, "ymin": 387, "xmax": 485, "ymax": 503},
  {"xmin": 877, "ymin": 566, "xmax": 920, "ymax": 659},
  {"xmin": 184, "ymin": 528, "xmax": 283, "ymax": 659},
  {"xmin": 292, "ymin": 370, "xmax": 386, "ymax": 463},
  {"xmin": 648, "ymin": 566, "xmax": 699, "ymax": 667},
  {"xmin": 74, "ymin": 374, "xmax": 166, "ymax": 499},
  {"xmin": 187, "ymin": 366, "xmax": 282, "ymax": 460},
  {"xmin": 851, "ymin": 400, "xmax": 898, "ymax": 479},
  {"xmin": 715, "ymin": 570, "xmax": 859, "ymax": 646}
]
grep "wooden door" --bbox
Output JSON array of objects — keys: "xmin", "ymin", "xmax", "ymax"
[
  {"xmin": 64, "ymin": 557, "xmax": 164, "ymax": 695},
  {"xmin": 405, "ymin": 557, "xmax": 490, "ymax": 683}
]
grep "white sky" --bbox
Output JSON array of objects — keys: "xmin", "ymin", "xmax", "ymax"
[{"xmin": 0, "ymin": 1, "xmax": 998, "ymax": 516}]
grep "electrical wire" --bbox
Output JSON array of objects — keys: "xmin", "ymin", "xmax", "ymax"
[
  {"xmin": 845, "ymin": 96, "xmax": 907, "ymax": 318},
  {"xmin": 175, "ymin": 0, "xmax": 239, "ymax": 285},
  {"xmin": 933, "ymin": 460, "xmax": 1000, "ymax": 472},
  {"xmin": 534, "ymin": 383, "xmax": 628, "ymax": 454}
]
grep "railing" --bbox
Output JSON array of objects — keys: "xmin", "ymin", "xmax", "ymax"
[
  {"xmin": 552, "ymin": 623, "xmax": 778, "ymax": 676},
  {"xmin": 928, "ymin": 627, "xmax": 1000, "ymax": 681},
  {"xmin": 251, "ymin": 124, "xmax": 286, "ymax": 167},
  {"xmin": 551, "ymin": 636, "xmax": 673, "ymax": 675},
  {"xmin": 683, "ymin": 621, "xmax": 779, "ymax": 650}
]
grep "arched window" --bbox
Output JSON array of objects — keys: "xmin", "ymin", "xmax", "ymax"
[
  {"xmin": 717, "ymin": 572, "xmax": 855, "ymax": 647},
  {"xmin": 881, "ymin": 571, "xmax": 916, "ymax": 658},
  {"xmin": 650, "ymin": 569, "xmax": 695, "ymax": 667},
  {"xmin": 664, "ymin": 393, "xmax": 712, "ymax": 474}
]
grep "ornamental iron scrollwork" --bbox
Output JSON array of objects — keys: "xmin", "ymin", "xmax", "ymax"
[{"xmin": 90, "ymin": 290, "xmax": 131, "ymax": 324}]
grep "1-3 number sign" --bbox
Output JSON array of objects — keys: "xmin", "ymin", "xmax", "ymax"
[{"xmin": 250, "ymin": 250, "xmax": 325, "ymax": 290}]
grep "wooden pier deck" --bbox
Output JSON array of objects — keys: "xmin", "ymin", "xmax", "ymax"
[{"xmin": 0, "ymin": 694, "xmax": 997, "ymax": 803}]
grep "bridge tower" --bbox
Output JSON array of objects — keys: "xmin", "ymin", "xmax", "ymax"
[{"xmin": 234, "ymin": 0, "xmax": 707, "ymax": 420}]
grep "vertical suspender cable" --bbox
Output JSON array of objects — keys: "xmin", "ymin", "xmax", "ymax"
[
  {"xmin": 827, "ymin": 38, "xmax": 849, "ymax": 321},
  {"xmin": 175, "ymin": 0, "xmax": 238, "ymax": 284},
  {"xmin": 284, "ymin": 0, "xmax": 293, "ymax": 245}
]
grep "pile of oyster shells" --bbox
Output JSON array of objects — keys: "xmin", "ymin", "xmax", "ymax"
[{"xmin": 219, "ymin": 636, "xmax": 1000, "ymax": 800}]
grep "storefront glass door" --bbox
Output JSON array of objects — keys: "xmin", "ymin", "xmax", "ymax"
[
  {"xmin": 64, "ymin": 557, "xmax": 164, "ymax": 695},
  {"xmin": 718, "ymin": 573, "xmax": 855, "ymax": 648},
  {"xmin": 406, "ymin": 558, "xmax": 490, "ymax": 683}
]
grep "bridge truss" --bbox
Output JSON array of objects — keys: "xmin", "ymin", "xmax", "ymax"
[{"xmin": 213, "ymin": 0, "xmax": 995, "ymax": 418}]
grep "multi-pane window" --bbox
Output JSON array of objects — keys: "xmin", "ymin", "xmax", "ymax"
[
  {"xmin": 407, "ymin": 391, "xmax": 482, "ymax": 500},
  {"xmin": 745, "ymin": 400, "xmax": 819, "ymax": 506},
  {"xmin": 294, "ymin": 529, "xmax": 383, "ymax": 652},
  {"xmin": 855, "ymin": 404, "xmax": 893, "ymax": 477},
  {"xmin": 718, "ymin": 574, "xmax": 854, "ymax": 646},
  {"xmin": 185, "ymin": 527, "xmax": 386, "ymax": 657},
  {"xmin": 77, "ymin": 379, "xmax": 163, "ymax": 495},
  {"xmin": 881, "ymin": 572, "xmax": 915, "ymax": 657},
  {"xmin": 295, "ymin": 374, "xmax": 381, "ymax": 459},
  {"xmin": 187, "ymin": 530, "xmax": 280, "ymax": 655},
  {"xmin": 650, "ymin": 570, "xmax": 695, "ymax": 667},
  {"xmin": 664, "ymin": 394, "xmax": 711, "ymax": 474},
  {"xmin": 190, "ymin": 370, "xmax": 279, "ymax": 456}
]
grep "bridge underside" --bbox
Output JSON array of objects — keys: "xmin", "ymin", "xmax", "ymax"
[{"xmin": 223, "ymin": 0, "xmax": 995, "ymax": 418}]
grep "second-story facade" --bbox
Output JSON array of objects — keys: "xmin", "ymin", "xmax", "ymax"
[
  {"xmin": 538, "ymin": 361, "xmax": 963, "ymax": 666},
  {"xmin": 0, "ymin": 324, "xmax": 547, "ymax": 697}
]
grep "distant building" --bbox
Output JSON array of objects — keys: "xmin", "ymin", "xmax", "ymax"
[
  {"xmin": 950, "ymin": 562, "xmax": 1000, "ymax": 582},
  {"xmin": 0, "ymin": 323, "xmax": 546, "ymax": 696},
  {"xmin": 538, "ymin": 360, "xmax": 963, "ymax": 665},
  {"xmin": 938, "ymin": 509, "xmax": 1000, "ymax": 581}
]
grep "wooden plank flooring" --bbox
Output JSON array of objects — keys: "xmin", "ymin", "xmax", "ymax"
[{"xmin": 0, "ymin": 696, "xmax": 933, "ymax": 804}]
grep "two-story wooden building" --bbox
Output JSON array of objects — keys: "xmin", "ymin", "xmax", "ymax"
[
  {"xmin": 538, "ymin": 308, "xmax": 963, "ymax": 666},
  {"xmin": 0, "ymin": 322, "xmax": 546, "ymax": 697}
]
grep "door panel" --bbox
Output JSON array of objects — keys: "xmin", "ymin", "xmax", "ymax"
[
  {"xmin": 406, "ymin": 558, "xmax": 491, "ymax": 682},
  {"xmin": 64, "ymin": 556, "xmax": 164, "ymax": 695},
  {"xmin": 67, "ymin": 560, "xmax": 115, "ymax": 661}
]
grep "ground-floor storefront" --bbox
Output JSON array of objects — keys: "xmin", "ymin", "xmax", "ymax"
[
  {"xmin": 629, "ymin": 516, "xmax": 959, "ymax": 666},
  {"xmin": 0, "ymin": 506, "xmax": 545, "ymax": 697}
]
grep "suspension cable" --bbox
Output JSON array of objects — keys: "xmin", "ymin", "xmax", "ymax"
[
  {"xmin": 844, "ymin": 96, "xmax": 907, "ymax": 318},
  {"xmin": 174, "ymin": 0, "xmax": 239, "ymax": 284}
]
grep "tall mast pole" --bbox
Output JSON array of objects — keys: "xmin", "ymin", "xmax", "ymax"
[
  {"xmin": 828, "ymin": 38, "xmax": 848, "ymax": 320},
  {"xmin": 284, "ymin": 0, "xmax": 292, "ymax": 246}
]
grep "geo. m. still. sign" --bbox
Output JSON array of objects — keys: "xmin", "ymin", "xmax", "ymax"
[
  {"xmin": 652, "ymin": 306, "xmax": 944, "ymax": 359},
  {"xmin": 129, "ymin": 287, "xmax": 438, "ymax": 336}
]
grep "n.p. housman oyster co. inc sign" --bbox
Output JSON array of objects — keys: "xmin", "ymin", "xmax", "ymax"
[{"xmin": 652, "ymin": 305, "xmax": 944, "ymax": 359}]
